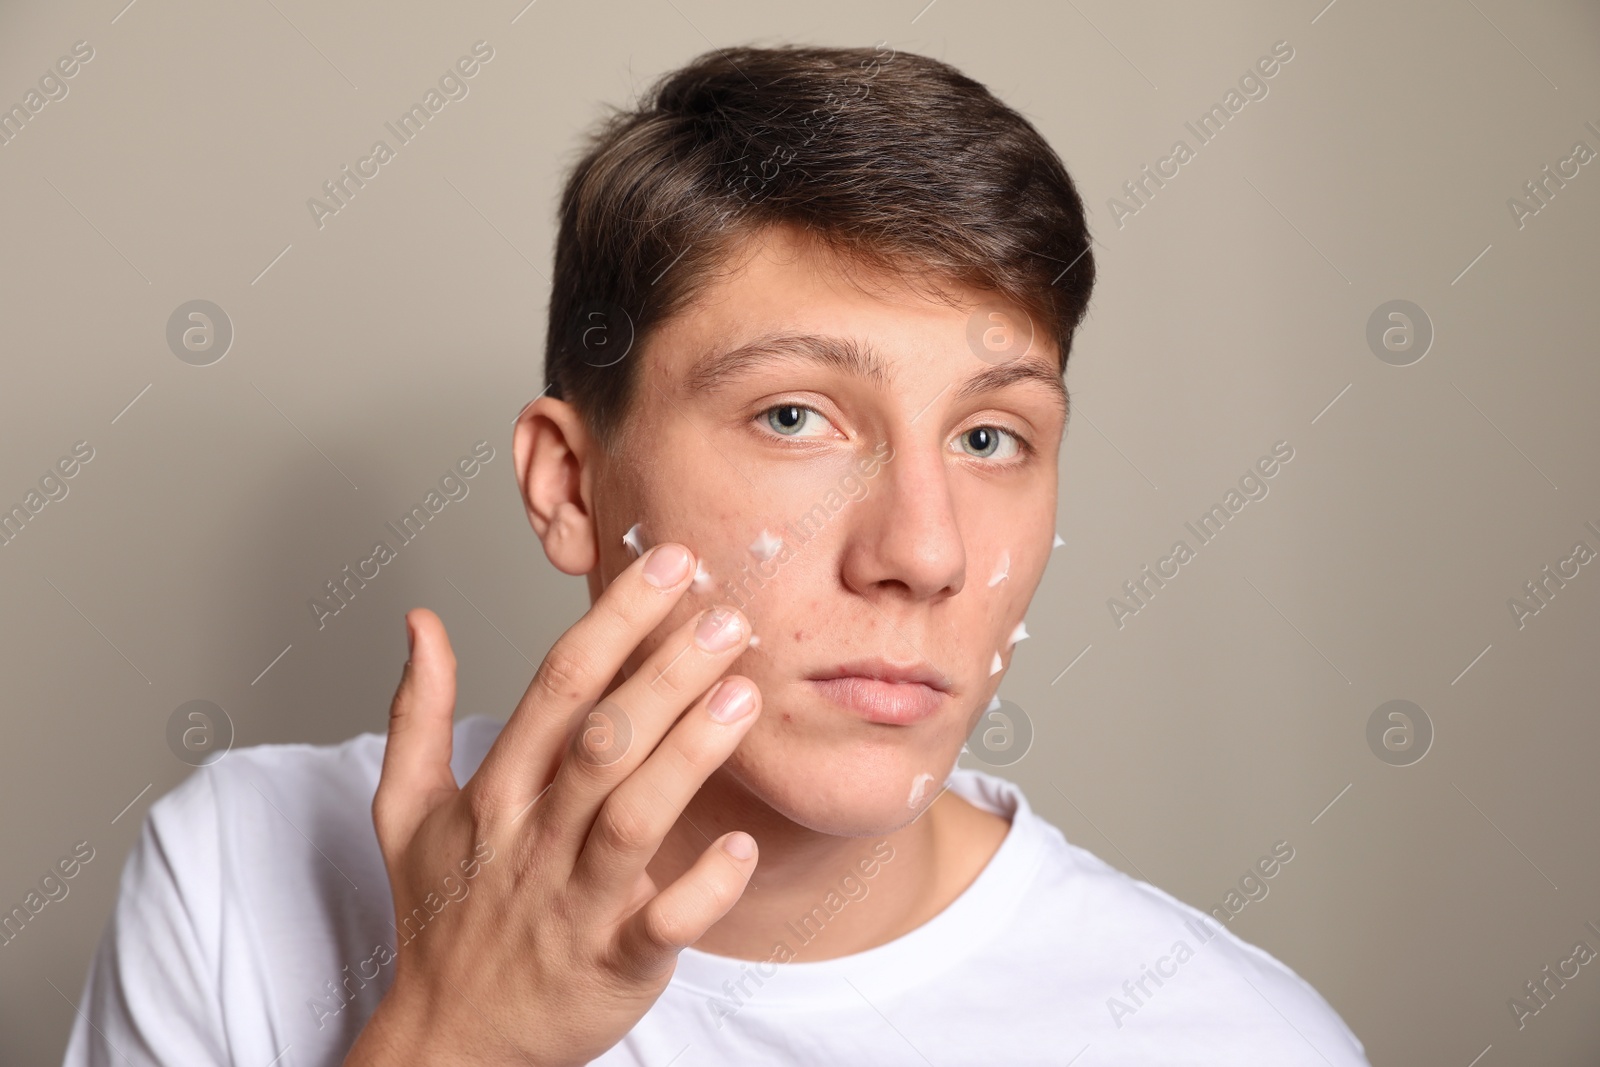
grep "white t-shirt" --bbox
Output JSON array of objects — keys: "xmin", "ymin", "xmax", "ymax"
[{"xmin": 64, "ymin": 716, "xmax": 1369, "ymax": 1066}]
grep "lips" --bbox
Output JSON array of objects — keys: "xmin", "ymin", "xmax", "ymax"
[{"xmin": 807, "ymin": 659, "xmax": 951, "ymax": 725}]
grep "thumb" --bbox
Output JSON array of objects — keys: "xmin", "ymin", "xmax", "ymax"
[{"xmin": 373, "ymin": 608, "xmax": 460, "ymax": 849}]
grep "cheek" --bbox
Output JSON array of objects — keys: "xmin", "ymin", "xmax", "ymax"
[{"xmin": 979, "ymin": 544, "xmax": 1044, "ymax": 618}]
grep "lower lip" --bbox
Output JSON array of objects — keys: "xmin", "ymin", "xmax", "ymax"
[{"xmin": 808, "ymin": 677, "xmax": 944, "ymax": 725}]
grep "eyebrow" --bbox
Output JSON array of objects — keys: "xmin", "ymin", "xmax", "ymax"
[
  {"xmin": 681, "ymin": 331, "xmax": 1068, "ymax": 414},
  {"xmin": 953, "ymin": 359, "xmax": 1069, "ymax": 416},
  {"xmin": 680, "ymin": 333, "xmax": 892, "ymax": 395}
]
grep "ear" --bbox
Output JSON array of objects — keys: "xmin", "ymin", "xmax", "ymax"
[{"xmin": 513, "ymin": 395, "xmax": 598, "ymax": 576}]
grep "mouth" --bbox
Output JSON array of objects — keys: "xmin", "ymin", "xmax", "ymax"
[{"xmin": 806, "ymin": 659, "xmax": 951, "ymax": 725}]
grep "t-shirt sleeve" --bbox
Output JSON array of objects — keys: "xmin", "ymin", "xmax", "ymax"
[{"xmin": 62, "ymin": 769, "xmax": 229, "ymax": 1067}]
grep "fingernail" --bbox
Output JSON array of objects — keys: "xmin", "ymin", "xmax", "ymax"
[
  {"xmin": 722, "ymin": 831, "xmax": 756, "ymax": 859},
  {"xmin": 644, "ymin": 543, "xmax": 692, "ymax": 587},
  {"xmin": 695, "ymin": 607, "xmax": 745, "ymax": 651},
  {"xmin": 707, "ymin": 678, "xmax": 756, "ymax": 723},
  {"xmin": 405, "ymin": 617, "xmax": 414, "ymax": 660}
]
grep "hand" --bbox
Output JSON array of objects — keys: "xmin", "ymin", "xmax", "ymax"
[{"xmin": 345, "ymin": 543, "xmax": 762, "ymax": 1067}]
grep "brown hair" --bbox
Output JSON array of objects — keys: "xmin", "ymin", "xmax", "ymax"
[{"xmin": 543, "ymin": 44, "xmax": 1095, "ymax": 444}]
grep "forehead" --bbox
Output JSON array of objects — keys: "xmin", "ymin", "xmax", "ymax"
[{"xmin": 642, "ymin": 225, "xmax": 1062, "ymax": 390}]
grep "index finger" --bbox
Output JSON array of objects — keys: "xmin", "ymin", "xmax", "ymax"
[{"xmin": 470, "ymin": 541, "xmax": 697, "ymax": 814}]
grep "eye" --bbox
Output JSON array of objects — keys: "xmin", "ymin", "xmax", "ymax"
[
  {"xmin": 955, "ymin": 425, "xmax": 1020, "ymax": 460},
  {"xmin": 759, "ymin": 403, "xmax": 834, "ymax": 438}
]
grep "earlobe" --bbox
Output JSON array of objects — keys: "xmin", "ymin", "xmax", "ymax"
[{"xmin": 513, "ymin": 396, "xmax": 598, "ymax": 576}]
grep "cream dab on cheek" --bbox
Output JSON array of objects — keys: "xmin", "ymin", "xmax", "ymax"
[
  {"xmin": 749, "ymin": 528, "xmax": 783, "ymax": 562},
  {"xmin": 1054, "ymin": 532, "xmax": 1065, "ymax": 548},
  {"xmin": 907, "ymin": 772, "xmax": 936, "ymax": 808},
  {"xmin": 988, "ymin": 549, "xmax": 1010, "ymax": 587},
  {"xmin": 622, "ymin": 522, "xmax": 648, "ymax": 558},
  {"xmin": 691, "ymin": 559, "xmax": 714, "ymax": 593},
  {"xmin": 991, "ymin": 622, "xmax": 1029, "ymax": 675}
]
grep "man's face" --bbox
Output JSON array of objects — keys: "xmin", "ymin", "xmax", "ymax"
[{"xmin": 593, "ymin": 224, "xmax": 1066, "ymax": 836}]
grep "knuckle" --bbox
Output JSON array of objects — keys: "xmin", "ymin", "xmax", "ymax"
[
  {"xmin": 463, "ymin": 782, "xmax": 503, "ymax": 834},
  {"xmin": 570, "ymin": 701, "xmax": 634, "ymax": 768},
  {"xmin": 644, "ymin": 649, "xmax": 698, "ymax": 700},
  {"xmin": 640, "ymin": 900, "xmax": 687, "ymax": 951},
  {"xmin": 529, "ymin": 812, "xmax": 570, "ymax": 859},
  {"xmin": 667, "ymin": 724, "xmax": 720, "ymax": 771},
  {"xmin": 595, "ymin": 581, "xmax": 655, "ymax": 633},
  {"xmin": 533, "ymin": 641, "xmax": 589, "ymax": 703},
  {"xmin": 595, "ymin": 798, "xmax": 653, "ymax": 855}
]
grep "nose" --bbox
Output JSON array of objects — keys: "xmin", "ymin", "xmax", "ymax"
[{"xmin": 839, "ymin": 441, "xmax": 966, "ymax": 602}]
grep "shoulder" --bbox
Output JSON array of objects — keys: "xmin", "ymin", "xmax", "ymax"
[
  {"xmin": 139, "ymin": 714, "xmax": 506, "ymax": 899},
  {"xmin": 952, "ymin": 769, "xmax": 1370, "ymax": 1065},
  {"xmin": 150, "ymin": 714, "xmax": 506, "ymax": 828},
  {"xmin": 66, "ymin": 717, "xmax": 505, "ymax": 1065},
  {"xmin": 144, "ymin": 726, "xmax": 386, "ymax": 872}
]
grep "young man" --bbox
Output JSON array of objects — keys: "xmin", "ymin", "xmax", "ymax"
[{"xmin": 66, "ymin": 46, "xmax": 1368, "ymax": 1066}]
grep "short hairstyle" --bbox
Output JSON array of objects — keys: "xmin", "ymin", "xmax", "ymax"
[{"xmin": 543, "ymin": 44, "xmax": 1096, "ymax": 445}]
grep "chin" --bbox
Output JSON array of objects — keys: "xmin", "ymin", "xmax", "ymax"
[{"xmin": 719, "ymin": 709, "xmax": 966, "ymax": 837}]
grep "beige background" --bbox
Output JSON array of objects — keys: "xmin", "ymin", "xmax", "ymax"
[{"xmin": 3, "ymin": 0, "xmax": 1598, "ymax": 1063}]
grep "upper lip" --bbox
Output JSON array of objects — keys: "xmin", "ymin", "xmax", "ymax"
[{"xmin": 809, "ymin": 659, "xmax": 952, "ymax": 692}]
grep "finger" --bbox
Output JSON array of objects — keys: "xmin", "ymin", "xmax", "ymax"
[
  {"xmin": 373, "ymin": 608, "xmax": 460, "ymax": 851},
  {"xmin": 472, "ymin": 542, "xmax": 697, "ymax": 813},
  {"xmin": 573, "ymin": 676, "xmax": 761, "ymax": 898},
  {"xmin": 615, "ymin": 830, "xmax": 759, "ymax": 981},
  {"xmin": 533, "ymin": 604, "xmax": 750, "ymax": 861}
]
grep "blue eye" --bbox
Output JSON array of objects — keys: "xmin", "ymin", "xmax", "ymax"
[
  {"xmin": 768, "ymin": 405, "xmax": 806, "ymax": 434},
  {"xmin": 760, "ymin": 404, "xmax": 832, "ymax": 438},
  {"xmin": 956, "ymin": 426, "xmax": 1019, "ymax": 459}
]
